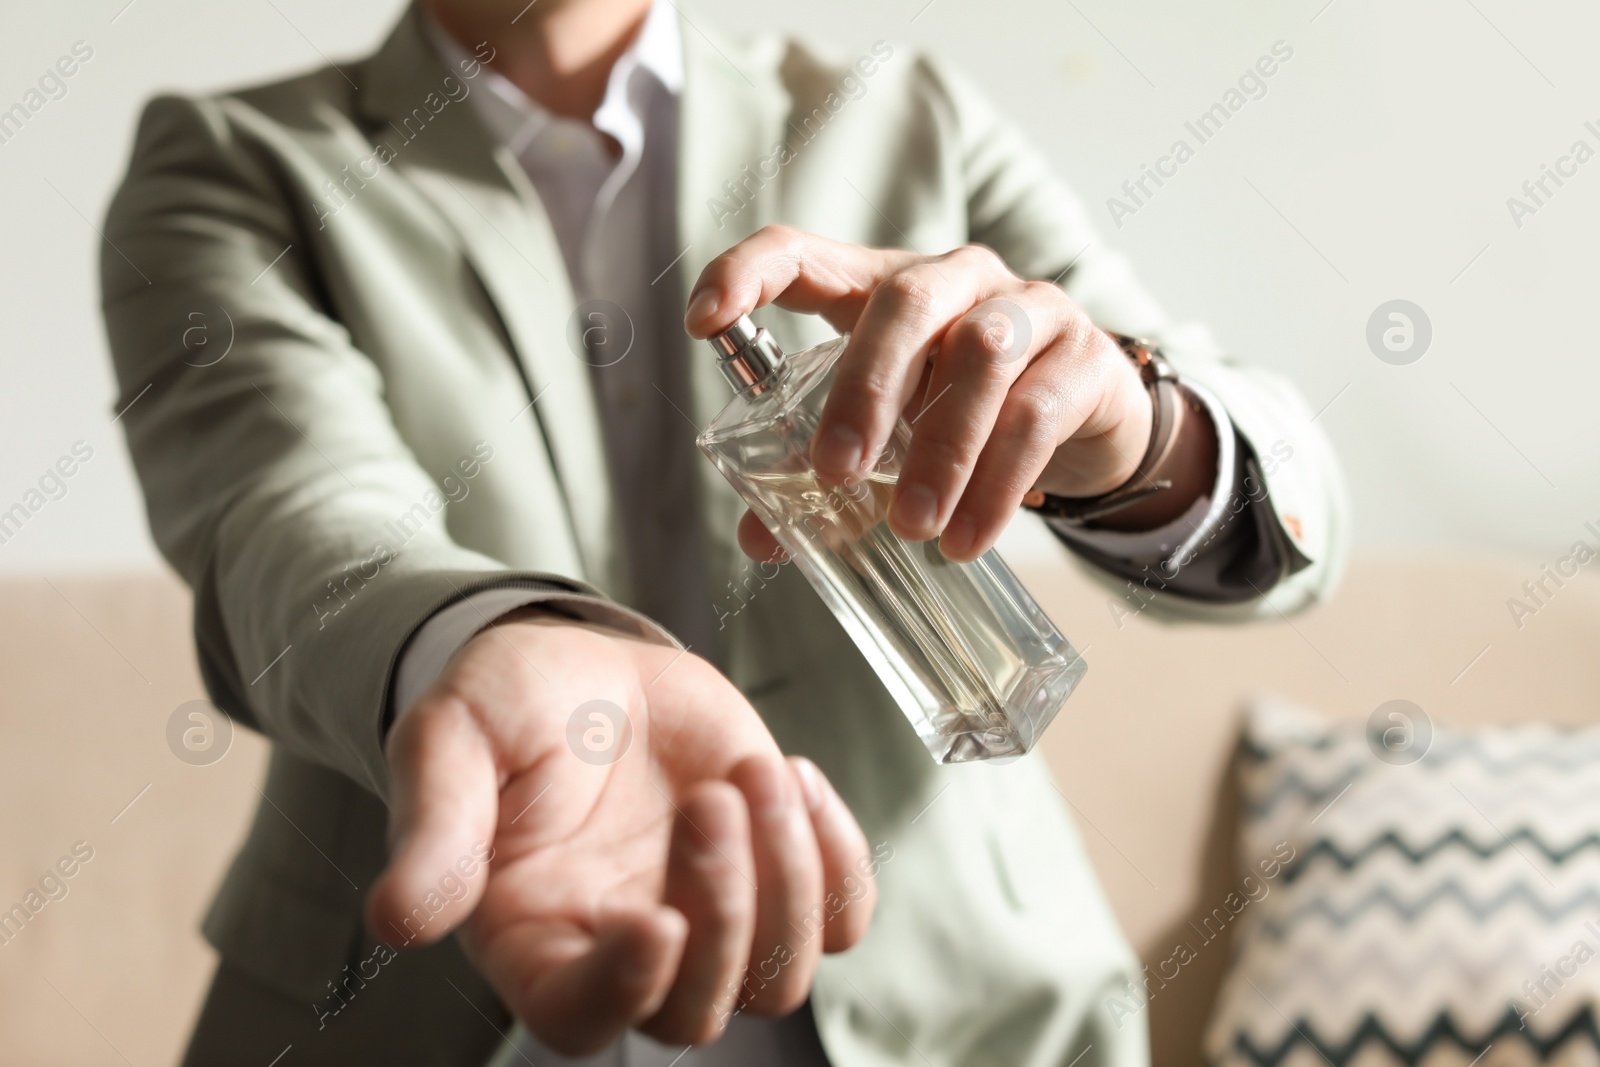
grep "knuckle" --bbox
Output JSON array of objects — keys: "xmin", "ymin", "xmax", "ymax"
[
  {"xmin": 1020, "ymin": 278, "xmax": 1063, "ymax": 306},
  {"xmin": 912, "ymin": 432, "xmax": 973, "ymax": 480},
  {"xmin": 754, "ymin": 222, "xmax": 800, "ymax": 247},
  {"xmin": 1004, "ymin": 387, "xmax": 1062, "ymax": 444},
  {"xmin": 952, "ymin": 311, "xmax": 1024, "ymax": 371},
  {"xmin": 954, "ymin": 242, "xmax": 1008, "ymax": 275},
  {"xmin": 848, "ymin": 369, "xmax": 899, "ymax": 413},
  {"xmin": 1061, "ymin": 320, "xmax": 1109, "ymax": 366},
  {"xmin": 880, "ymin": 269, "xmax": 941, "ymax": 319}
]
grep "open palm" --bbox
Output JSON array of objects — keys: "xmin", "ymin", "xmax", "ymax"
[{"xmin": 368, "ymin": 614, "xmax": 876, "ymax": 1054}]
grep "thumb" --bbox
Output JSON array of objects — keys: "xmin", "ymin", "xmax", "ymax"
[{"xmin": 367, "ymin": 694, "xmax": 499, "ymax": 948}]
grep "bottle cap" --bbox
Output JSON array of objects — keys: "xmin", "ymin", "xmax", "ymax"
[{"xmin": 708, "ymin": 315, "xmax": 786, "ymax": 395}]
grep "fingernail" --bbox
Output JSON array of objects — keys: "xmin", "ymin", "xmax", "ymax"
[
  {"xmin": 894, "ymin": 484, "xmax": 940, "ymax": 537},
  {"xmin": 813, "ymin": 424, "xmax": 864, "ymax": 477},
  {"xmin": 793, "ymin": 759, "xmax": 825, "ymax": 813},
  {"xmin": 685, "ymin": 287, "xmax": 719, "ymax": 327},
  {"xmin": 941, "ymin": 514, "xmax": 977, "ymax": 559}
]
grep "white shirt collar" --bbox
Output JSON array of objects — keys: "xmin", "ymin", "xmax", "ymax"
[{"xmin": 622, "ymin": 0, "xmax": 685, "ymax": 96}]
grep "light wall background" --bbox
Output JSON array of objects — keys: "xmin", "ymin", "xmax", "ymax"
[{"xmin": 3, "ymin": 0, "xmax": 1598, "ymax": 574}]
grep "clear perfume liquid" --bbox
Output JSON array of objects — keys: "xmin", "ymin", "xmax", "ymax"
[{"xmin": 699, "ymin": 332, "xmax": 1086, "ymax": 763}]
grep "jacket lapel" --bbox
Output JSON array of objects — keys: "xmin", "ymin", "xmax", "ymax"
[
  {"xmin": 357, "ymin": 6, "xmax": 625, "ymax": 594},
  {"xmin": 672, "ymin": 16, "xmax": 791, "ymax": 586},
  {"xmin": 355, "ymin": 4, "xmax": 797, "ymax": 603}
]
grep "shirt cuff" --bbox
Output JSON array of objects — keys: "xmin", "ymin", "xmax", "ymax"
[
  {"xmin": 391, "ymin": 587, "xmax": 680, "ymax": 723},
  {"xmin": 1041, "ymin": 376, "xmax": 1312, "ymax": 604}
]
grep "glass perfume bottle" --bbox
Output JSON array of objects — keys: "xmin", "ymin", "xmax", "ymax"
[{"xmin": 697, "ymin": 316, "xmax": 1087, "ymax": 764}]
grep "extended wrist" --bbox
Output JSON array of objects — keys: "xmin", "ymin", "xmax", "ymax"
[
  {"xmin": 1085, "ymin": 380, "xmax": 1217, "ymax": 531},
  {"xmin": 1024, "ymin": 334, "xmax": 1218, "ymax": 533},
  {"xmin": 1032, "ymin": 340, "xmax": 1152, "ymax": 497},
  {"xmin": 391, "ymin": 588, "xmax": 682, "ymax": 733}
]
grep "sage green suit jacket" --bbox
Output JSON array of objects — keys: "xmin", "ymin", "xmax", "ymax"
[{"xmin": 102, "ymin": 6, "xmax": 1345, "ymax": 1066}]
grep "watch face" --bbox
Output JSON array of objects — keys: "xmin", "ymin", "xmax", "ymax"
[{"xmin": 1111, "ymin": 335, "xmax": 1172, "ymax": 385}]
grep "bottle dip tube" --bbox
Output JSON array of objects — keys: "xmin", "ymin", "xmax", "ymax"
[{"xmin": 696, "ymin": 316, "xmax": 1087, "ymax": 764}]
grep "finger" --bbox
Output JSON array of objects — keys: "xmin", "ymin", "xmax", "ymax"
[
  {"xmin": 641, "ymin": 781, "xmax": 757, "ymax": 1045},
  {"xmin": 811, "ymin": 245, "xmax": 1015, "ymax": 484},
  {"xmin": 940, "ymin": 339, "xmax": 1104, "ymax": 562},
  {"xmin": 489, "ymin": 909, "xmax": 688, "ymax": 1057},
  {"xmin": 790, "ymin": 757, "xmax": 877, "ymax": 952},
  {"xmin": 737, "ymin": 509, "xmax": 788, "ymax": 564},
  {"xmin": 729, "ymin": 753, "xmax": 824, "ymax": 1016},
  {"xmin": 684, "ymin": 224, "xmax": 919, "ymax": 339},
  {"xmin": 888, "ymin": 288, "xmax": 1063, "ymax": 542},
  {"xmin": 367, "ymin": 694, "xmax": 498, "ymax": 946}
]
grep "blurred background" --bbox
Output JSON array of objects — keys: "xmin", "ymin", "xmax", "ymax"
[
  {"xmin": 6, "ymin": 0, "xmax": 1599, "ymax": 569},
  {"xmin": 4, "ymin": 1, "xmax": 1598, "ymax": 1065}
]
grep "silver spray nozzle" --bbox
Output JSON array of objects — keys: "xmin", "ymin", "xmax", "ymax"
[{"xmin": 708, "ymin": 315, "xmax": 786, "ymax": 395}]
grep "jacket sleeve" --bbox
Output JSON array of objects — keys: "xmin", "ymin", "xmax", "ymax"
[
  {"xmin": 917, "ymin": 56, "xmax": 1349, "ymax": 622},
  {"xmin": 100, "ymin": 94, "xmax": 591, "ymax": 800}
]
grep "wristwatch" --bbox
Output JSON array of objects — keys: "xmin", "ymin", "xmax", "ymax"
[{"xmin": 1021, "ymin": 332, "xmax": 1193, "ymax": 527}]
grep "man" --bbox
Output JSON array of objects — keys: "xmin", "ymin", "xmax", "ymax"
[{"xmin": 101, "ymin": 0, "xmax": 1345, "ymax": 1063}]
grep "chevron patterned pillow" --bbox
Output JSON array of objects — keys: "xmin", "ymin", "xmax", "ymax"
[{"xmin": 1204, "ymin": 700, "xmax": 1600, "ymax": 1067}]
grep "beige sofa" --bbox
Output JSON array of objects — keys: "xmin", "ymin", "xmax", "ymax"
[{"xmin": 3, "ymin": 551, "xmax": 1593, "ymax": 1066}]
